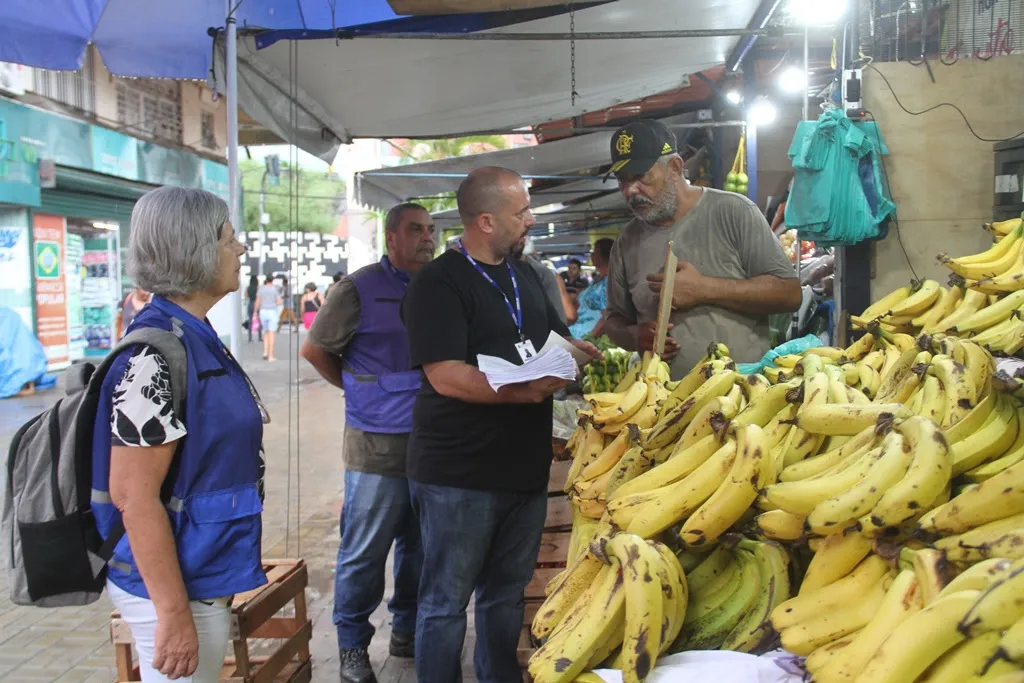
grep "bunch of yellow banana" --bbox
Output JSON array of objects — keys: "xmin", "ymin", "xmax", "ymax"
[
  {"xmin": 669, "ymin": 537, "xmax": 791, "ymax": 654},
  {"xmin": 984, "ymin": 216, "xmax": 1023, "ymax": 239},
  {"xmin": 528, "ymin": 532, "xmax": 687, "ymax": 683},
  {"xmin": 762, "ymin": 416, "xmax": 952, "ymax": 538}
]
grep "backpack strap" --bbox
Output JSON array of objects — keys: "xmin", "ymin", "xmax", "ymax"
[{"xmin": 93, "ymin": 327, "xmax": 188, "ymax": 564}]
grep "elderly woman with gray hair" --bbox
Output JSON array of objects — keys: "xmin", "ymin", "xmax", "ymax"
[{"xmin": 90, "ymin": 186, "xmax": 268, "ymax": 682}]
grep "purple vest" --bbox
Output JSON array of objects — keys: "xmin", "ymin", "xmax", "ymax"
[{"xmin": 340, "ymin": 258, "xmax": 420, "ymax": 434}]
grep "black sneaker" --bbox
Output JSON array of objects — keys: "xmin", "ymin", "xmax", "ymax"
[
  {"xmin": 339, "ymin": 648, "xmax": 375, "ymax": 683},
  {"xmin": 389, "ymin": 630, "xmax": 415, "ymax": 658}
]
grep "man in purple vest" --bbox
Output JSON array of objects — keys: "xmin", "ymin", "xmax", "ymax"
[{"xmin": 301, "ymin": 203, "xmax": 436, "ymax": 683}]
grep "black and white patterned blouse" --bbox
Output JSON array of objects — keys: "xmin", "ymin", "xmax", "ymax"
[
  {"xmin": 109, "ymin": 345, "xmax": 267, "ymax": 500},
  {"xmin": 110, "ymin": 346, "xmax": 187, "ymax": 447}
]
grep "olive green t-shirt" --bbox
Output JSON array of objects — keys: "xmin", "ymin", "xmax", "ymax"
[{"xmin": 607, "ymin": 188, "xmax": 797, "ymax": 379}]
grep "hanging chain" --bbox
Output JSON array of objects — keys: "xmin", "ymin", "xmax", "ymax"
[{"xmin": 569, "ymin": 2, "xmax": 578, "ymax": 106}]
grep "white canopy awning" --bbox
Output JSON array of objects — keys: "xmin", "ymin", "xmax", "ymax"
[
  {"xmin": 355, "ymin": 112, "xmax": 704, "ymax": 213},
  {"xmin": 245, "ymin": 0, "xmax": 761, "ymax": 142}
]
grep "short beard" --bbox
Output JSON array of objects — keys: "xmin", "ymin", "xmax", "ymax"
[{"xmin": 630, "ymin": 180, "xmax": 679, "ymax": 225}]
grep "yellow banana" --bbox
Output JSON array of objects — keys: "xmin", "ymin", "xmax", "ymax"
[
  {"xmin": 814, "ymin": 568, "xmax": 924, "ymax": 682},
  {"xmin": 995, "ymin": 615, "xmax": 1024, "ymax": 666},
  {"xmin": 791, "ymin": 402, "xmax": 911, "ymax": 436},
  {"xmin": 578, "ymin": 428, "xmax": 632, "ymax": 482},
  {"xmin": 951, "ymin": 392, "xmax": 1019, "ymax": 477},
  {"xmin": 800, "ymin": 528, "xmax": 874, "ymax": 595},
  {"xmin": 930, "ymin": 356, "xmax": 976, "ymax": 427},
  {"xmin": 936, "ymin": 512, "xmax": 1024, "ymax": 563},
  {"xmin": 563, "ymin": 420, "xmax": 606, "ymax": 492},
  {"xmin": 944, "ymin": 390, "xmax": 997, "ymax": 445},
  {"xmin": 937, "ymin": 559, "xmax": 1014, "ymax": 599},
  {"xmin": 923, "ymin": 630, "xmax": 1020, "ymax": 683},
  {"xmin": 622, "ymin": 440, "xmax": 737, "ymax": 538},
  {"xmin": 762, "ymin": 444, "xmax": 882, "ymax": 516},
  {"xmin": 741, "ymin": 372, "xmax": 773, "ymax": 404},
  {"xmin": 807, "ymin": 431, "xmax": 913, "ymax": 534},
  {"xmin": 771, "ymin": 554, "xmax": 890, "ymax": 630},
  {"xmin": 678, "ymin": 395, "xmax": 739, "ymax": 451},
  {"xmin": 661, "ymin": 359, "xmax": 712, "ymax": 414},
  {"xmin": 960, "ymin": 563, "xmax": 1024, "ymax": 637},
  {"xmin": 968, "ymin": 247, "xmax": 1024, "ymax": 294},
  {"xmin": 779, "ymin": 572, "xmax": 892, "ymax": 657},
  {"xmin": 858, "ymin": 362, "xmax": 882, "ymax": 399},
  {"xmin": 604, "ymin": 533, "xmax": 663, "ymax": 683},
  {"xmin": 944, "ymin": 234, "xmax": 1024, "ymax": 279},
  {"xmin": 732, "ymin": 378, "xmax": 802, "ymax": 429},
  {"xmin": 958, "ymin": 289, "xmax": 1024, "ymax": 333},
  {"xmin": 933, "ymin": 288, "xmax": 990, "ymax": 333},
  {"xmin": 593, "ymin": 380, "xmax": 648, "ymax": 424},
  {"xmin": 842, "ymin": 332, "xmax": 876, "ymax": 362},
  {"xmin": 531, "ymin": 551, "xmax": 606, "ymax": 640},
  {"xmin": 755, "ymin": 509, "xmax": 806, "ymax": 542},
  {"xmin": 680, "ymin": 424, "xmax": 768, "ymax": 547},
  {"xmin": 780, "ymin": 426, "xmax": 878, "ymax": 483},
  {"xmin": 609, "ymin": 431, "xmax": 722, "ymax": 502},
  {"xmin": 910, "ymin": 547, "xmax": 955, "ymax": 605},
  {"xmin": 528, "ymin": 560, "xmax": 627, "ymax": 683},
  {"xmin": 917, "ymin": 286, "xmax": 964, "ymax": 332},
  {"xmin": 862, "ymin": 286, "xmax": 913, "ymax": 320},
  {"xmin": 958, "ymin": 339, "xmax": 995, "ymax": 403},
  {"xmin": 950, "ymin": 222, "xmax": 1024, "ymax": 265},
  {"xmin": 853, "ymin": 589, "xmax": 980, "ymax": 683},
  {"xmin": 675, "ymin": 547, "xmax": 761, "ymax": 651},
  {"xmin": 645, "ymin": 370, "xmax": 738, "ymax": 450},
  {"xmin": 867, "ymin": 416, "xmax": 953, "ymax": 529},
  {"xmin": 649, "ymin": 541, "xmax": 688, "ymax": 653}
]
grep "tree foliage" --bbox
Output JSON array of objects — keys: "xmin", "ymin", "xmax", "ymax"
[
  {"xmin": 240, "ymin": 158, "xmax": 345, "ymax": 234},
  {"xmin": 393, "ymin": 136, "xmax": 510, "ymax": 214}
]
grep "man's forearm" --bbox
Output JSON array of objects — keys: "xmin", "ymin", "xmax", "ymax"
[
  {"xmin": 424, "ymin": 361, "xmax": 550, "ymax": 404},
  {"xmin": 701, "ymin": 275, "xmax": 802, "ymax": 315},
  {"xmin": 300, "ymin": 340, "xmax": 344, "ymax": 389},
  {"xmin": 604, "ymin": 313, "xmax": 638, "ymax": 351}
]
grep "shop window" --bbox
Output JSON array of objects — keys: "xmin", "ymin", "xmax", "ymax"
[{"xmin": 115, "ymin": 79, "xmax": 183, "ymax": 145}]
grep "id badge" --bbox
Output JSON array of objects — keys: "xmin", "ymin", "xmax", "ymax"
[{"xmin": 515, "ymin": 339, "xmax": 537, "ymax": 362}]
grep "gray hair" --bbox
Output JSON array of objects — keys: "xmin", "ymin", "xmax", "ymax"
[
  {"xmin": 128, "ymin": 186, "xmax": 229, "ymax": 297},
  {"xmin": 385, "ymin": 202, "xmax": 428, "ymax": 233}
]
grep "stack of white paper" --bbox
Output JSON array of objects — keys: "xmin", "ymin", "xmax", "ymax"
[{"xmin": 477, "ymin": 332, "xmax": 583, "ymax": 392}]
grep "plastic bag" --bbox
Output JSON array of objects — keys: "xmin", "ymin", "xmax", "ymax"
[
  {"xmin": 553, "ymin": 396, "xmax": 588, "ymax": 440},
  {"xmin": 736, "ymin": 334, "xmax": 826, "ymax": 375},
  {"xmin": 590, "ymin": 649, "xmax": 805, "ymax": 683}
]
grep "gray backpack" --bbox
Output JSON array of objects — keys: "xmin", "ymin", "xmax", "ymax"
[{"xmin": 2, "ymin": 327, "xmax": 187, "ymax": 606}]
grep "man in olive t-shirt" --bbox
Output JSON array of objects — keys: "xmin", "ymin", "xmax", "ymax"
[{"xmin": 603, "ymin": 119, "xmax": 801, "ymax": 377}]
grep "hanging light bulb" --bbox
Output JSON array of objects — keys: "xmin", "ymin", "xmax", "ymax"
[
  {"xmin": 788, "ymin": 0, "xmax": 848, "ymax": 24},
  {"xmin": 778, "ymin": 66, "xmax": 807, "ymax": 94},
  {"xmin": 748, "ymin": 99, "xmax": 778, "ymax": 127},
  {"xmin": 725, "ymin": 90, "xmax": 742, "ymax": 105}
]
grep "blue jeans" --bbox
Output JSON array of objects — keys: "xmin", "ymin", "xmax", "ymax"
[
  {"xmin": 410, "ymin": 481, "xmax": 547, "ymax": 683},
  {"xmin": 333, "ymin": 470, "xmax": 422, "ymax": 650}
]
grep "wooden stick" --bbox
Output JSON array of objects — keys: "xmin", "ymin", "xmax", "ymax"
[{"xmin": 654, "ymin": 241, "xmax": 678, "ymax": 357}]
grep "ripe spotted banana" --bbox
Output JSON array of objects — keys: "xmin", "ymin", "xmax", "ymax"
[
  {"xmin": 779, "ymin": 572, "xmax": 892, "ymax": 657},
  {"xmin": 680, "ymin": 424, "xmax": 769, "ymax": 547},
  {"xmin": 950, "ymin": 392, "xmax": 1020, "ymax": 477},
  {"xmin": 772, "ymin": 554, "xmax": 890, "ymax": 630},
  {"xmin": 755, "ymin": 509, "xmax": 806, "ymax": 542},
  {"xmin": 935, "ymin": 512, "xmax": 1024, "ymax": 562},
  {"xmin": 531, "ymin": 551, "xmax": 605, "ymax": 640},
  {"xmin": 800, "ymin": 529, "xmax": 874, "ymax": 595},
  {"xmin": 604, "ymin": 533, "xmax": 663, "ymax": 683},
  {"xmin": 791, "ymin": 403, "xmax": 911, "ymax": 437},
  {"xmin": 645, "ymin": 370, "xmax": 738, "ymax": 450},
  {"xmin": 918, "ymin": 460, "xmax": 1024, "ymax": 538},
  {"xmin": 720, "ymin": 539, "xmax": 791, "ymax": 654},
  {"xmin": 853, "ymin": 589, "xmax": 980, "ymax": 683},
  {"xmin": 923, "ymin": 630, "xmax": 1019, "ymax": 683},
  {"xmin": 959, "ymin": 562, "xmax": 1024, "ymax": 637}
]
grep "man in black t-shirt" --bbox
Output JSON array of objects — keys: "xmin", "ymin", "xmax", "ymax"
[{"xmin": 401, "ymin": 167, "xmax": 599, "ymax": 682}]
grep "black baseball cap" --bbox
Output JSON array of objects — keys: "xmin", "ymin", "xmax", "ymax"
[{"xmin": 606, "ymin": 119, "xmax": 678, "ymax": 179}]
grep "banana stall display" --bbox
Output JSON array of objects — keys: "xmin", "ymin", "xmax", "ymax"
[
  {"xmin": 849, "ymin": 215, "xmax": 1024, "ymax": 356},
  {"xmin": 529, "ymin": 328, "xmax": 1024, "ymax": 683}
]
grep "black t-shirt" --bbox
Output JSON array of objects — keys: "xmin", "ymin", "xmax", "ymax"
[{"xmin": 401, "ymin": 249, "xmax": 571, "ymax": 493}]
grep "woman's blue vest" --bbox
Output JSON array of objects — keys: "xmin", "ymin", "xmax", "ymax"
[{"xmin": 91, "ymin": 296, "xmax": 267, "ymax": 601}]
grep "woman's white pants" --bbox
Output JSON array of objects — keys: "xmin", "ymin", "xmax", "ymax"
[{"xmin": 108, "ymin": 581, "xmax": 230, "ymax": 683}]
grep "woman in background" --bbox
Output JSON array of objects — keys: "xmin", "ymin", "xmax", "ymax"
[
  {"xmin": 117, "ymin": 287, "xmax": 151, "ymax": 340},
  {"xmin": 300, "ymin": 282, "xmax": 325, "ymax": 330},
  {"xmin": 245, "ymin": 275, "xmax": 260, "ymax": 342},
  {"xmin": 569, "ymin": 238, "xmax": 615, "ymax": 339}
]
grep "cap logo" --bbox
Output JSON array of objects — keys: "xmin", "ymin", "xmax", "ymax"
[
  {"xmin": 615, "ymin": 133, "xmax": 634, "ymax": 155},
  {"xmin": 662, "ymin": 142, "xmax": 672, "ymax": 154}
]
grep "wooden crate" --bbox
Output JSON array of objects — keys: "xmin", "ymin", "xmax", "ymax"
[{"xmin": 110, "ymin": 559, "xmax": 311, "ymax": 683}]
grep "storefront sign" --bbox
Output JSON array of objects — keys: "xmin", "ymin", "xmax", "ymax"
[
  {"xmin": 32, "ymin": 214, "xmax": 69, "ymax": 369},
  {"xmin": 0, "ymin": 209, "xmax": 31, "ymax": 327},
  {"xmin": 138, "ymin": 141, "xmax": 201, "ymax": 187},
  {"xmin": 91, "ymin": 127, "xmax": 139, "ymax": 180},
  {"xmin": 201, "ymin": 159, "xmax": 230, "ymax": 201},
  {"xmin": 0, "ymin": 115, "xmax": 40, "ymax": 207}
]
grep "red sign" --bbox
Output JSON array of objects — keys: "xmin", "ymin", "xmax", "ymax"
[{"xmin": 32, "ymin": 214, "xmax": 69, "ymax": 369}]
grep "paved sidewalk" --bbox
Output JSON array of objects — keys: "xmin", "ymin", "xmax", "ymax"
[{"xmin": 0, "ymin": 325, "xmax": 479, "ymax": 682}]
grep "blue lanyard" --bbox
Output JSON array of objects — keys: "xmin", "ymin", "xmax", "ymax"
[
  {"xmin": 457, "ymin": 241, "xmax": 524, "ymax": 341},
  {"xmin": 381, "ymin": 255, "xmax": 410, "ymax": 287}
]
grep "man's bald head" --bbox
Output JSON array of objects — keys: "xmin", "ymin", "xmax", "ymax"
[
  {"xmin": 457, "ymin": 167, "xmax": 526, "ymax": 226},
  {"xmin": 456, "ymin": 166, "xmax": 536, "ymax": 261}
]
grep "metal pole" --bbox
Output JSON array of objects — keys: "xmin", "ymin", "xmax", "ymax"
[
  {"xmin": 258, "ymin": 171, "xmax": 267, "ymax": 278},
  {"xmin": 333, "ymin": 28, "xmax": 786, "ymax": 40},
  {"xmin": 353, "ymin": 119, "xmax": 751, "ymax": 140},
  {"xmin": 226, "ymin": 0, "xmax": 240, "ymax": 357},
  {"xmin": 803, "ymin": 24, "xmax": 810, "ymax": 121}
]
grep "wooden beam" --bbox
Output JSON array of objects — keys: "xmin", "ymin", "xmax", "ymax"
[{"xmin": 654, "ymin": 241, "xmax": 678, "ymax": 356}]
